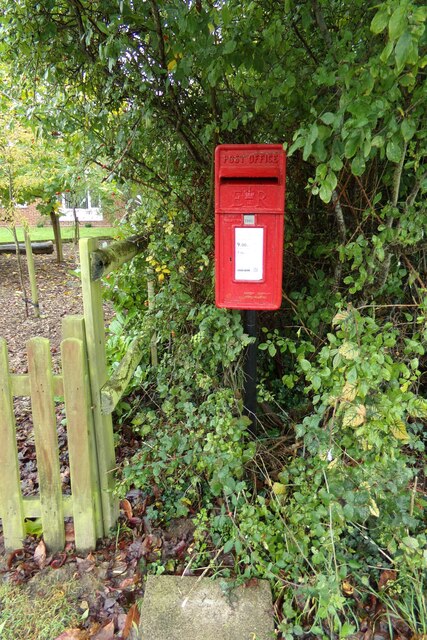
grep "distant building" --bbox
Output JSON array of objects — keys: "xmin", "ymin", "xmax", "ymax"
[{"xmin": 0, "ymin": 191, "xmax": 122, "ymax": 227}]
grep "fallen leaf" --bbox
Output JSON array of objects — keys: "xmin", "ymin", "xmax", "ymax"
[
  {"xmin": 90, "ymin": 620, "xmax": 115, "ymax": 640},
  {"xmin": 65, "ymin": 522, "xmax": 75, "ymax": 542},
  {"xmin": 121, "ymin": 498, "xmax": 133, "ymax": 520},
  {"xmin": 34, "ymin": 539, "xmax": 47, "ymax": 569},
  {"xmin": 342, "ymin": 580, "xmax": 354, "ymax": 595},
  {"xmin": 378, "ymin": 569, "xmax": 397, "ymax": 590},
  {"xmin": 54, "ymin": 630, "xmax": 87, "ymax": 640},
  {"xmin": 118, "ymin": 576, "xmax": 138, "ymax": 590},
  {"xmin": 122, "ymin": 603, "xmax": 140, "ymax": 639}
]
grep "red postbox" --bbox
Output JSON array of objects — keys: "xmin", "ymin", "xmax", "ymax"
[{"xmin": 215, "ymin": 144, "xmax": 286, "ymax": 310}]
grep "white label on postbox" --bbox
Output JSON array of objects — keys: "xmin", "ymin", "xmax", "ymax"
[{"xmin": 235, "ymin": 227, "xmax": 264, "ymax": 281}]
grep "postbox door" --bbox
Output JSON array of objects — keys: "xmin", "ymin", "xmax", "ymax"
[{"xmin": 215, "ymin": 144, "xmax": 286, "ymax": 310}]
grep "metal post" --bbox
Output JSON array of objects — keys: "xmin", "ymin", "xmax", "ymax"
[{"xmin": 244, "ymin": 310, "xmax": 258, "ymax": 434}]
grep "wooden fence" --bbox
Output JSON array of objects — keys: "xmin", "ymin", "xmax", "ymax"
[{"xmin": 0, "ymin": 237, "xmax": 147, "ymax": 553}]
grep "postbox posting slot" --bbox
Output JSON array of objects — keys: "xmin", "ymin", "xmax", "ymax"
[{"xmin": 219, "ymin": 177, "xmax": 279, "ymax": 185}]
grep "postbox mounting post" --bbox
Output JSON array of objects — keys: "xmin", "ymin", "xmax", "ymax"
[{"xmin": 244, "ymin": 309, "xmax": 258, "ymax": 435}]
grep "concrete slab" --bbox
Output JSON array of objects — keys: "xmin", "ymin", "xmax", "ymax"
[{"xmin": 138, "ymin": 575, "xmax": 275, "ymax": 640}]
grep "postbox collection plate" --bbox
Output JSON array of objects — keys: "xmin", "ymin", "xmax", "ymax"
[{"xmin": 214, "ymin": 144, "xmax": 286, "ymax": 310}]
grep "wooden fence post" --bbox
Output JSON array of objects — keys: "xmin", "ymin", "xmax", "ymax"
[
  {"xmin": 27, "ymin": 337, "xmax": 65, "ymax": 552},
  {"xmin": 62, "ymin": 316, "xmax": 104, "ymax": 541},
  {"xmin": 62, "ymin": 337, "xmax": 98, "ymax": 551},
  {"xmin": 24, "ymin": 229, "xmax": 40, "ymax": 318},
  {"xmin": 79, "ymin": 238, "xmax": 119, "ymax": 534},
  {"xmin": 0, "ymin": 339, "xmax": 26, "ymax": 550}
]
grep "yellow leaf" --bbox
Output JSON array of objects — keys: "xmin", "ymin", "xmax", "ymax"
[
  {"xmin": 342, "ymin": 580, "xmax": 354, "ymax": 595},
  {"xmin": 408, "ymin": 397, "xmax": 427, "ymax": 419},
  {"xmin": 332, "ymin": 310, "xmax": 351, "ymax": 325},
  {"xmin": 342, "ymin": 382, "xmax": 357, "ymax": 402},
  {"xmin": 391, "ymin": 420, "xmax": 410, "ymax": 443},
  {"xmin": 338, "ymin": 341, "xmax": 360, "ymax": 360},
  {"xmin": 342, "ymin": 404, "xmax": 366, "ymax": 428},
  {"xmin": 272, "ymin": 482, "xmax": 287, "ymax": 496},
  {"xmin": 167, "ymin": 59, "xmax": 177, "ymax": 71},
  {"xmin": 369, "ymin": 498, "xmax": 380, "ymax": 517}
]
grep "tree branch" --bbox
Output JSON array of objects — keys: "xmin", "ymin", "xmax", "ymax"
[{"xmin": 312, "ymin": 0, "xmax": 332, "ymax": 48}]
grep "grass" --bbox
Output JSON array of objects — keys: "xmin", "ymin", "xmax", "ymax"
[
  {"xmin": 0, "ymin": 577, "xmax": 81, "ymax": 640},
  {"xmin": 0, "ymin": 226, "xmax": 117, "ymax": 243}
]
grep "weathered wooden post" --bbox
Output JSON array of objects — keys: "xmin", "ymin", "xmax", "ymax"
[
  {"xmin": 62, "ymin": 315, "xmax": 104, "ymax": 543},
  {"xmin": 27, "ymin": 337, "xmax": 65, "ymax": 551},
  {"xmin": 79, "ymin": 237, "xmax": 119, "ymax": 535},
  {"xmin": 24, "ymin": 229, "xmax": 40, "ymax": 318},
  {"xmin": 0, "ymin": 339, "xmax": 26, "ymax": 550}
]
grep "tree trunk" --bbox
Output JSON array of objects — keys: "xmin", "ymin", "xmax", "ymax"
[
  {"xmin": 11, "ymin": 226, "xmax": 29, "ymax": 317},
  {"xmin": 50, "ymin": 210, "xmax": 63, "ymax": 263},
  {"xmin": 73, "ymin": 204, "xmax": 80, "ymax": 245}
]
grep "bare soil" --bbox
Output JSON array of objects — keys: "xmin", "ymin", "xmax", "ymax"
[{"xmin": 0, "ymin": 242, "xmax": 89, "ymax": 374}]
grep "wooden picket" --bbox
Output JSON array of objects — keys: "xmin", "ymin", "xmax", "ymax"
[
  {"xmin": 0, "ymin": 339, "xmax": 26, "ymax": 550},
  {"xmin": 0, "ymin": 235, "xmax": 149, "ymax": 553},
  {"xmin": 0, "ymin": 323, "xmax": 103, "ymax": 553}
]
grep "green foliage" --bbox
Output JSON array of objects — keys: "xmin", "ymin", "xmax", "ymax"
[{"xmin": 3, "ymin": 0, "xmax": 427, "ymax": 630}]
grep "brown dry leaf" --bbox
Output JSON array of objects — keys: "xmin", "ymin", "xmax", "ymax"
[
  {"xmin": 34, "ymin": 539, "xmax": 47, "ymax": 569},
  {"xmin": 90, "ymin": 621, "xmax": 115, "ymax": 640},
  {"xmin": 121, "ymin": 498, "xmax": 133, "ymax": 520},
  {"xmin": 342, "ymin": 580, "xmax": 354, "ymax": 595},
  {"xmin": 54, "ymin": 630, "xmax": 88, "ymax": 640},
  {"xmin": 118, "ymin": 576, "xmax": 138, "ymax": 590},
  {"xmin": 141, "ymin": 534, "xmax": 163, "ymax": 556},
  {"xmin": 378, "ymin": 569, "xmax": 397, "ymax": 590},
  {"xmin": 65, "ymin": 521, "xmax": 75, "ymax": 542},
  {"xmin": 122, "ymin": 603, "xmax": 141, "ymax": 639}
]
